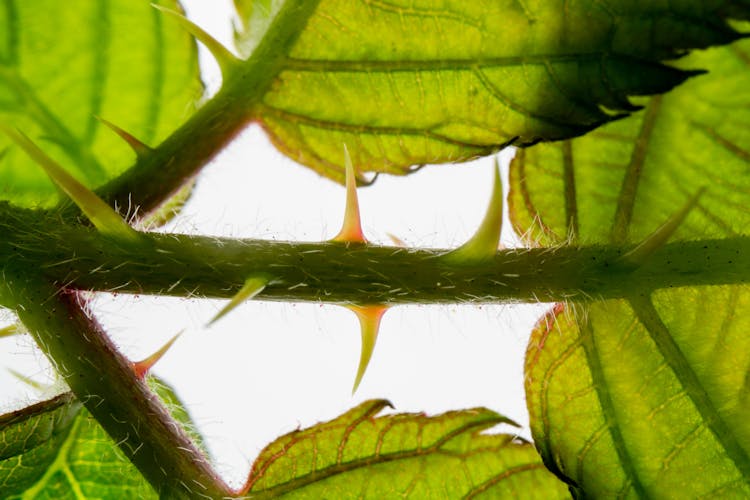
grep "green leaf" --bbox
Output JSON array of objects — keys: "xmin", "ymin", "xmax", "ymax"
[
  {"xmin": 0, "ymin": 378, "xmax": 204, "ymax": 499},
  {"xmin": 526, "ymin": 296, "xmax": 750, "ymax": 497},
  {"xmin": 0, "ymin": 392, "xmax": 153, "ymax": 498},
  {"xmin": 509, "ymin": 33, "xmax": 750, "ymax": 246},
  {"xmin": 140, "ymin": 179, "xmax": 195, "ymax": 229},
  {"xmin": 237, "ymin": 0, "xmax": 750, "ymax": 183},
  {"xmin": 510, "ymin": 36, "xmax": 750, "ymax": 497},
  {"xmin": 146, "ymin": 376, "xmax": 211, "ymax": 461},
  {"xmin": 243, "ymin": 399, "xmax": 569, "ymax": 499},
  {"xmin": 0, "ymin": 0, "xmax": 202, "ymax": 207}
]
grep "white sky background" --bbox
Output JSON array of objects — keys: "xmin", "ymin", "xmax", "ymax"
[{"xmin": 0, "ymin": 1, "xmax": 551, "ymax": 488}]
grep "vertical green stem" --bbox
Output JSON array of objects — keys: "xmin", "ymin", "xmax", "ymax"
[
  {"xmin": 30, "ymin": 3, "xmax": 326, "ymax": 495},
  {"xmin": 86, "ymin": 0, "xmax": 323, "ymax": 216},
  {"xmin": 1, "ymin": 272, "xmax": 230, "ymax": 498}
]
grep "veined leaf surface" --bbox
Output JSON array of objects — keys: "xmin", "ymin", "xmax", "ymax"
[
  {"xmin": 509, "ymin": 36, "xmax": 750, "ymax": 497},
  {"xmin": 0, "ymin": 378, "xmax": 204, "ymax": 499},
  {"xmin": 0, "ymin": 0, "xmax": 202, "ymax": 207},
  {"xmin": 509, "ymin": 33, "xmax": 750, "ymax": 245},
  {"xmin": 243, "ymin": 399, "xmax": 569, "ymax": 499},
  {"xmin": 237, "ymin": 0, "xmax": 750, "ymax": 183}
]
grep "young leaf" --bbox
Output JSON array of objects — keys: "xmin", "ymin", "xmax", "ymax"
[
  {"xmin": 0, "ymin": 378, "xmax": 206, "ymax": 499},
  {"xmin": 239, "ymin": 0, "xmax": 750, "ymax": 183},
  {"xmin": 511, "ymin": 36, "xmax": 750, "ymax": 498},
  {"xmin": 0, "ymin": 0, "xmax": 202, "ymax": 207},
  {"xmin": 242, "ymin": 400, "xmax": 569, "ymax": 499}
]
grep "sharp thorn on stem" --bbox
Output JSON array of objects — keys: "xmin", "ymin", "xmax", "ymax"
[
  {"xmin": 332, "ymin": 145, "xmax": 368, "ymax": 244},
  {"xmin": 0, "ymin": 323, "xmax": 21, "ymax": 339},
  {"xmin": 96, "ymin": 116, "xmax": 153, "ymax": 157},
  {"xmin": 152, "ymin": 4, "xmax": 240, "ymax": 78},
  {"xmin": 207, "ymin": 276, "xmax": 268, "ymax": 327},
  {"xmin": 132, "ymin": 330, "xmax": 184, "ymax": 379},
  {"xmin": 0, "ymin": 126, "xmax": 141, "ymax": 244},
  {"xmin": 443, "ymin": 158, "xmax": 503, "ymax": 263},
  {"xmin": 348, "ymin": 305, "xmax": 389, "ymax": 394},
  {"xmin": 619, "ymin": 188, "xmax": 706, "ymax": 266}
]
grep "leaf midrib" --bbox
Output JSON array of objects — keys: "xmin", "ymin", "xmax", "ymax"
[
  {"xmin": 579, "ymin": 315, "xmax": 647, "ymax": 498},
  {"xmin": 261, "ymin": 104, "xmax": 507, "ymax": 149},
  {"xmin": 282, "ymin": 53, "xmax": 667, "ymax": 72},
  {"xmin": 630, "ymin": 295, "xmax": 750, "ymax": 485},
  {"xmin": 18, "ymin": 415, "xmax": 86, "ymax": 500}
]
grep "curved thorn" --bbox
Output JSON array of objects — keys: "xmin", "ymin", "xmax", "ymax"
[
  {"xmin": 132, "ymin": 330, "xmax": 184, "ymax": 379},
  {"xmin": 152, "ymin": 4, "xmax": 240, "ymax": 78},
  {"xmin": 348, "ymin": 305, "xmax": 389, "ymax": 394},
  {"xmin": 620, "ymin": 188, "xmax": 705, "ymax": 266},
  {"xmin": 96, "ymin": 116, "xmax": 152, "ymax": 157},
  {"xmin": 207, "ymin": 276, "xmax": 268, "ymax": 327},
  {"xmin": 0, "ymin": 126, "xmax": 141, "ymax": 243},
  {"xmin": 443, "ymin": 158, "xmax": 503, "ymax": 263},
  {"xmin": 332, "ymin": 145, "xmax": 367, "ymax": 243}
]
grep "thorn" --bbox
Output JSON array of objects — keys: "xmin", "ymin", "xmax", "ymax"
[
  {"xmin": 8, "ymin": 369, "xmax": 48, "ymax": 391},
  {"xmin": 152, "ymin": 4, "xmax": 240, "ymax": 78},
  {"xmin": 207, "ymin": 276, "xmax": 268, "ymax": 327},
  {"xmin": 332, "ymin": 145, "xmax": 367, "ymax": 244},
  {"xmin": 386, "ymin": 232, "xmax": 406, "ymax": 247},
  {"xmin": 619, "ymin": 188, "xmax": 705, "ymax": 266},
  {"xmin": 348, "ymin": 305, "xmax": 389, "ymax": 394},
  {"xmin": 96, "ymin": 116, "xmax": 152, "ymax": 157},
  {"xmin": 0, "ymin": 126, "xmax": 141, "ymax": 244},
  {"xmin": 132, "ymin": 330, "xmax": 183, "ymax": 379},
  {"xmin": 0, "ymin": 323, "xmax": 20, "ymax": 339},
  {"xmin": 443, "ymin": 158, "xmax": 503, "ymax": 263}
]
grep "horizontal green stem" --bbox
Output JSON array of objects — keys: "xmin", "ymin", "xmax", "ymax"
[{"xmin": 3, "ymin": 207, "xmax": 749, "ymax": 305}]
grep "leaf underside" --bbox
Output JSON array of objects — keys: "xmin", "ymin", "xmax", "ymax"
[
  {"xmin": 243, "ymin": 399, "xmax": 569, "ymax": 499},
  {"xmin": 0, "ymin": 378, "xmax": 204, "ymax": 499},
  {"xmin": 509, "ymin": 34, "xmax": 750, "ymax": 498},
  {"xmin": 0, "ymin": 0, "xmax": 202, "ymax": 207},
  {"xmin": 238, "ymin": 0, "xmax": 750, "ymax": 183}
]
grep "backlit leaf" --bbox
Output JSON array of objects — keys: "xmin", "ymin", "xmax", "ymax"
[
  {"xmin": 509, "ymin": 32, "xmax": 750, "ymax": 246},
  {"xmin": 0, "ymin": 0, "xmax": 202, "ymax": 207},
  {"xmin": 526, "ymin": 296, "xmax": 750, "ymax": 497},
  {"xmin": 510, "ymin": 36, "xmax": 750, "ymax": 497},
  {"xmin": 0, "ymin": 378, "xmax": 204, "ymax": 499},
  {"xmin": 242, "ymin": 399, "xmax": 569, "ymax": 499},
  {"xmin": 0, "ymin": 393, "xmax": 152, "ymax": 499},
  {"xmin": 238, "ymin": 0, "xmax": 750, "ymax": 183}
]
